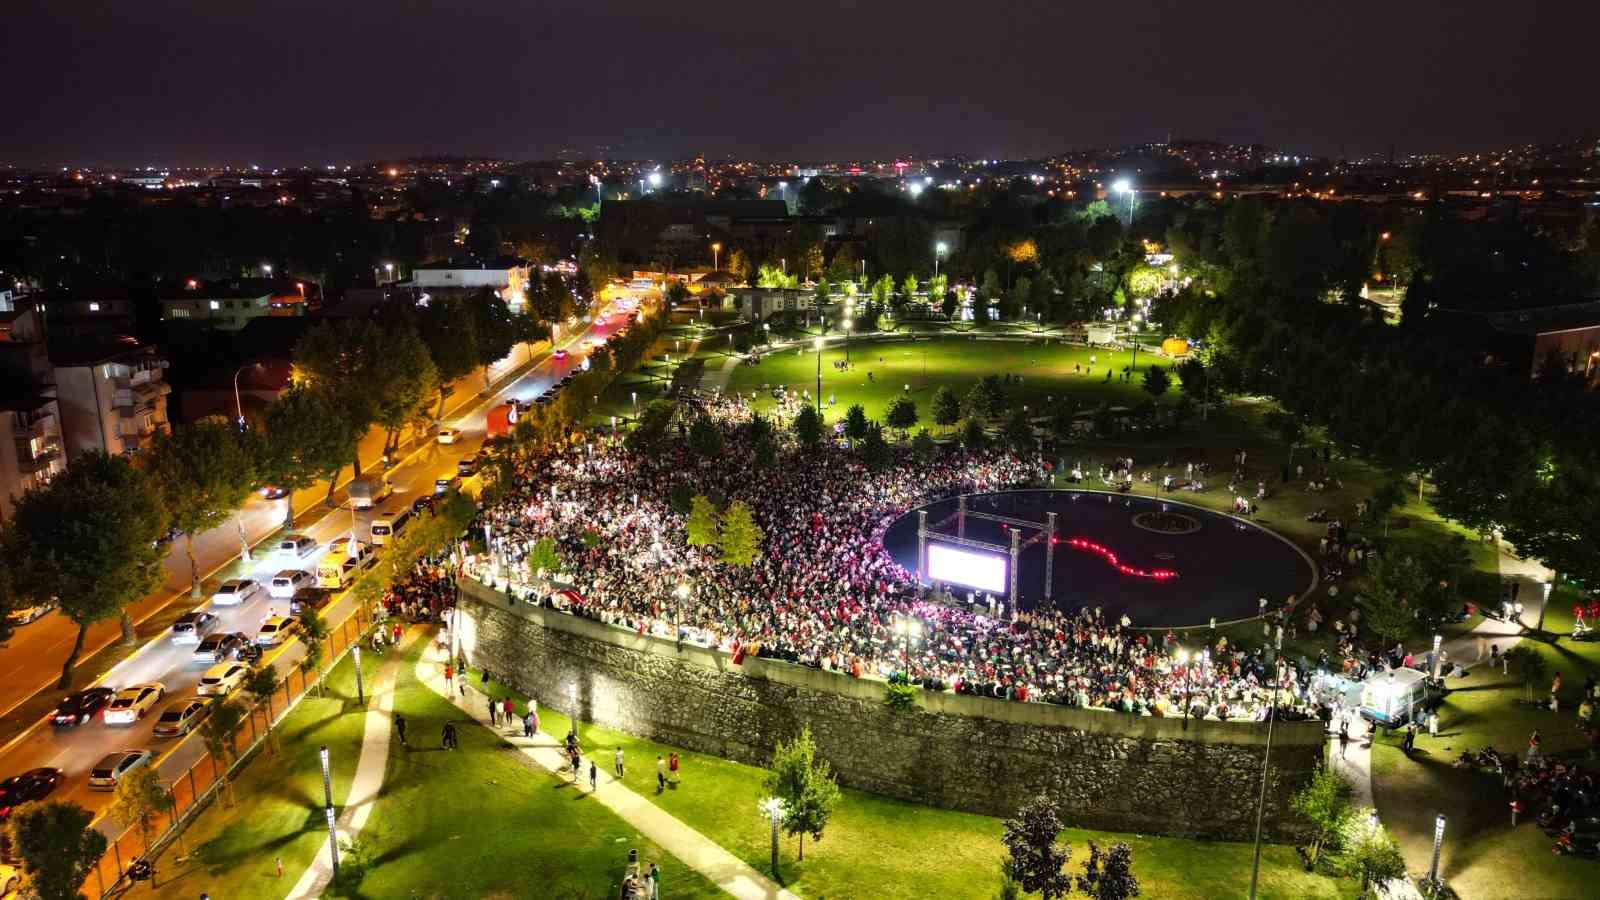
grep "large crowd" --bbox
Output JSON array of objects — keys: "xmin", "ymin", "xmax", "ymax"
[{"xmin": 466, "ymin": 394, "xmax": 1332, "ymax": 724}]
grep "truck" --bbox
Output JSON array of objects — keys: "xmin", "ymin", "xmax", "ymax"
[
  {"xmin": 486, "ymin": 402, "xmax": 516, "ymax": 440},
  {"xmin": 349, "ymin": 474, "xmax": 392, "ymax": 510}
]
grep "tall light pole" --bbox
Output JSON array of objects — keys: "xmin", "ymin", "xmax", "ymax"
[
  {"xmin": 261, "ymin": 262, "xmax": 273, "ymax": 277},
  {"xmin": 1176, "ymin": 648, "xmax": 1191, "ymax": 730},
  {"xmin": 711, "ymin": 242, "xmax": 722, "ymax": 272},
  {"xmin": 1112, "ymin": 179, "xmax": 1134, "ymax": 226},
  {"xmin": 319, "ymin": 746, "xmax": 340, "ymax": 881},
  {"xmin": 352, "ymin": 644, "xmax": 365, "ymax": 705},
  {"xmin": 934, "ymin": 241, "xmax": 948, "ymax": 278},
  {"xmin": 843, "ymin": 318, "xmax": 853, "ymax": 366},
  {"xmin": 1248, "ymin": 636, "xmax": 1285, "ymax": 900},
  {"xmin": 232, "ymin": 361, "xmax": 263, "ymax": 431},
  {"xmin": 759, "ymin": 797, "xmax": 786, "ymax": 878},
  {"xmin": 813, "ymin": 337, "xmax": 824, "ymax": 411}
]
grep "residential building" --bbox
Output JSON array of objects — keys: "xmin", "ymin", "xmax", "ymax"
[
  {"xmin": 30, "ymin": 286, "xmax": 139, "ymax": 340},
  {"xmin": 51, "ymin": 338, "xmax": 172, "ymax": 457},
  {"xmin": 159, "ymin": 278, "xmax": 310, "ymax": 330},
  {"xmin": 723, "ymin": 287, "xmax": 843, "ymax": 323},
  {"xmin": 1468, "ymin": 300, "xmax": 1600, "ymax": 385},
  {"xmin": 0, "ymin": 300, "xmax": 64, "ymax": 516},
  {"xmin": 411, "ymin": 255, "xmax": 532, "ymax": 310}
]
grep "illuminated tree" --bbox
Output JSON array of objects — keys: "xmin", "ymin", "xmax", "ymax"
[{"xmin": 717, "ymin": 500, "xmax": 764, "ymax": 566}]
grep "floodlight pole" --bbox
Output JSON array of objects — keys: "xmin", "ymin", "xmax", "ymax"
[
  {"xmin": 319, "ymin": 746, "xmax": 340, "ymax": 880},
  {"xmin": 1007, "ymin": 528, "xmax": 1022, "ymax": 604},
  {"xmin": 1043, "ymin": 511, "xmax": 1057, "ymax": 601}
]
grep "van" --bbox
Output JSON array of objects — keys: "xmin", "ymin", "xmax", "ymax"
[
  {"xmin": 316, "ymin": 541, "xmax": 373, "ymax": 588},
  {"xmin": 369, "ymin": 502, "xmax": 411, "ymax": 546},
  {"xmin": 269, "ymin": 569, "xmax": 312, "ymax": 599}
]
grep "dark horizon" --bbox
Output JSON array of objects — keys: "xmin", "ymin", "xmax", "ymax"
[{"xmin": 5, "ymin": 0, "xmax": 1597, "ymax": 169}]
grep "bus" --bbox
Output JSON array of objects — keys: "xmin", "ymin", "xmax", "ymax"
[{"xmin": 369, "ymin": 502, "xmax": 411, "ymax": 546}]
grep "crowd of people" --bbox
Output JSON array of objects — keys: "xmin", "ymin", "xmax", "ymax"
[{"xmin": 466, "ymin": 394, "xmax": 1334, "ymax": 724}]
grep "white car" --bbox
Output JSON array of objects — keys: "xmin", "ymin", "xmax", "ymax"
[
  {"xmin": 152, "ymin": 698, "xmax": 211, "ymax": 738},
  {"xmin": 269, "ymin": 569, "xmax": 312, "ymax": 599},
  {"xmin": 87, "ymin": 750, "xmax": 153, "ymax": 790},
  {"xmin": 197, "ymin": 661, "xmax": 250, "ymax": 697},
  {"xmin": 170, "ymin": 611, "xmax": 218, "ymax": 645},
  {"xmin": 212, "ymin": 578, "xmax": 261, "ymax": 606},
  {"xmin": 255, "ymin": 616, "xmax": 295, "ymax": 646},
  {"xmin": 103, "ymin": 683, "xmax": 165, "ymax": 725},
  {"xmin": 436, "ymin": 427, "xmax": 461, "ymax": 444},
  {"xmin": 276, "ymin": 534, "xmax": 318, "ymax": 560}
]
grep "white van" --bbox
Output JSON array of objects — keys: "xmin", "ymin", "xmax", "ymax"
[
  {"xmin": 269, "ymin": 569, "xmax": 312, "ymax": 599},
  {"xmin": 369, "ymin": 502, "xmax": 411, "ymax": 546},
  {"xmin": 316, "ymin": 541, "xmax": 373, "ymax": 589}
]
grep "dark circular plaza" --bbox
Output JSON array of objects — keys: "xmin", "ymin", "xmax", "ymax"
[{"xmin": 882, "ymin": 490, "xmax": 1316, "ymax": 628}]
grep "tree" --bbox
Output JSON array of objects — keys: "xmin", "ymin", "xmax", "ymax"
[
  {"xmin": 826, "ymin": 243, "xmax": 856, "ymax": 282},
  {"xmin": 729, "ymin": 248, "xmax": 753, "ymax": 283},
  {"xmin": 793, "ymin": 404, "xmax": 823, "ymax": 445},
  {"xmin": 1504, "ymin": 645, "xmax": 1549, "ymax": 704},
  {"xmin": 1140, "ymin": 366, "xmax": 1171, "ymax": 399},
  {"xmin": 900, "ymin": 273, "xmax": 920, "ymax": 307},
  {"xmin": 5, "ymin": 451, "xmax": 166, "ymax": 686},
  {"xmin": 1358, "ymin": 556, "xmax": 1425, "ymax": 646},
  {"xmin": 860, "ymin": 422, "xmax": 891, "ymax": 467},
  {"xmin": 718, "ymin": 500, "xmax": 765, "ymax": 566},
  {"xmin": 688, "ymin": 416, "xmax": 725, "ymax": 458},
  {"xmin": 370, "ymin": 320, "xmax": 439, "ymax": 456},
  {"xmin": 843, "ymin": 403, "xmax": 870, "ymax": 444},
  {"xmin": 1368, "ymin": 480, "xmax": 1406, "ymax": 536},
  {"xmin": 1290, "ymin": 766, "xmax": 1356, "ymax": 868},
  {"xmin": 262, "ymin": 386, "xmax": 358, "ymax": 523},
  {"xmin": 108, "ymin": 766, "xmax": 168, "ymax": 855},
  {"xmin": 763, "ymin": 726, "xmax": 841, "ymax": 861},
  {"xmin": 872, "ymin": 274, "xmax": 895, "ymax": 306},
  {"xmin": 200, "ymin": 699, "xmax": 247, "ymax": 806},
  {"xmin": 911, "ymin": 429, "xmax": 937, "ymax": 457},
  {"xmin": 1174, "ymin": 358, "xmax": 1208, "ymax": 399},
  {"xmin": 1003, "ymin": 408, "xmax": 1037, "ymax": 451},
  {"xmin": 419, "ymin": 297, "xmax": 480, "ymax": 419},
  {"xmin": 686, "ymin": 495, "xmax": 721, "ymax": 548},
  {"xmin": 1338, "ymin": 816, "xmax": 1407, "ymax": 896},
  {"xmin": 294, "ymin": 609, "xmax": 330, "ymax": 694},
  {"xmin": 147, "ymin": 418, "xmax": 259, "ymax": 598},
  {"xmin": 292, "ymin": 318, "xmax": 389, "ymax": 472},
  {"xmin": 886, "ymin": 397, "xmax": 919, "ymax": 439},
  {"xmin": 528, "ymin": 536, "xmax": 563, "ymax": 576},
  {"xmin": 965, "ymin": 375, "xmax": 1009, "ymax": 421},
  {"xmin": 466, "ymin": 288, "xmax": 518, "ymax": 389},
  {"xmin": 1263, "ymin": 409, "xmax": 1304, "ymax": 459},
  {"xmin": 962, "ymin": 418, "xmax": 988, "ymax": 450},
  {"xmin": 932, "ymin": 386, "xmax": 962, "ymax": 430},
  {"xmin": 243, "ymin": 665, "xmax": 283, "ymax": 751},
  {"xmin": 1001, "ymin": 794, "xmax": 1074, "ymax": 900},
  {"xmin": 941, "ymin": 287, "xmax": 960, "ymax": 321},
  {"xmin": 1077, "ymin": 841, "xmax": 1140, "ymax": 900},
  {"xmin": 6, "ymin": 801, "xmax": 107, "ymax": 900}
]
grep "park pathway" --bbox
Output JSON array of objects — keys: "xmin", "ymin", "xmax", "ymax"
[
  {"xmin": 414, "ymin": 638, "xmax": 801, "ymax": 900},
  {"xmin": 286, "ymin": 628, "xmax": 421, "ymax": 900},
  {"xmin": 1327, "ymin": 544, "xmax": 1551, "ymax": 899}
]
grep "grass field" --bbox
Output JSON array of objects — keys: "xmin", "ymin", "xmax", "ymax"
[{"xmin": 455, "ymin": 663, "xmax": 1355, "ymax": 900}]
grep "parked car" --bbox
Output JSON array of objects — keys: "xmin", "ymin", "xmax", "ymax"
[
  {"xmin": 553, "ymin": 348, "xmax": 569, "ymax": 360},
  {"xmin": 152, "ymin": 699, "xmax": 211, "ymax": 738},
  {"xmin": 410, "ymin": 494, "xmax": 436, "ymax": 516},
  {"xmin": 87, "ymin": 750, "xmax": 153, "ymax": 790},
  {"xmin": 436, "ymin": 427, "xmax": 461, "ymax": 444},
  {"xmin": 51, "ymin": 687, "xmax": 115, "ymax": 727},
  {"xmin": 434, "ymin": 475, "xmax": 459, "ymax": 494},
  {"xmin": 170, "ymin": 611, "xmax": 219, "ymax": 645},
  {"xmin": 255, "ymin": 616, "xmax": 295, "ymax": 646},
  {"xmin": 5, "ymin": 601, "xmax": 55, "ymax": 626},
  {"xmin": 197, "ymin": 662, "xmax": 250, "ymax": 697},
  {"xmin": 211, "ymin": 578, "xmax": 261, "ymax": 606},
  {"xmin": 258, "ymin": 484, "xmax": 289, "ymax": 499},
  {"xmin": 269, "ymin": 569, "xmax": 312, "ymax": 599},
  {"xmin": 290, "ymin": 586, "xmax": 334, "ymax": 616},
  {"xmin": 0, "ymin": 768, "xmax": 63, "ymax": 820},
  {"xmin": 103, "ymin": 684, "xmax": 165, "ymax": 725},
  {"xmin": 276, "ymin": 533, "xmax": 318, "ymax": 560},
  {"xmin": 456, "ymin": 457, "xmax": 478, "ymax": 477},
  {"xmin": 193, "ymin": 632, "xmax": 249, "ymax": 665}
]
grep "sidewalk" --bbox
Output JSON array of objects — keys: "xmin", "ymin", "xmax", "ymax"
[
  {"xmin": 414, "ymin": 638, "xmax": 800, "ymax": 900},
  {"xmin": 287, "ymin": 628, "xmax": 421, "ymax": 899}
]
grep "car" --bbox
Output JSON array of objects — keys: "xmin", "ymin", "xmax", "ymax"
[
  {"xmin": 534, "ymin": 392, "xmax": 554, "ymax": 405},
  {"xmin": 197, "ymin": 662, "xmax": 250, "ymax": 698},
  {"xmin": 410, "ymin": 494, "xmax": 436, "ymax": 516},
  {"xmin": 269, "ymin": 569, "xmax": 312, "ymax": 599},
  {"xmin": 290, "ymin": 586, "xmax": 334, "ymax": 616},
  {"xmin": 211, "ymin": 578, "xmax": 261, "ymax": 606},
  {"xmin": 152, "ymin": 698, "xmax": 211, "ymax": 738},
  {"xmin": 170, "ymin": 611, "xmax": 219, "ymax": 645},
  {"xmin": 51, "ymin": 687, "xmax": 115, "ymax": 726},
  {"xmin": 0, "ymin": 768, "xmax": 63, "ymax": 820},
  {"xmin": 192, "ymin": 632, "xmax": 248, "ymax": 664},
  {"xmin": 456, "ymin": 457, "xmax": 478, "ymax": 477},
  {"xmin": 104, "ymin": 683, "xmax": 165, "ymax": 725},
  {"xmin": 258, "ymin": 484, "xmax": 289, "ymax": 499},
  {"xmin": 434, "ymin": 475, "xmax": 459, "ymax": 494},
  {"xmin": 255, "ymin": 616, "xmax": 295, "ymax": 646},
  {"xmin": 436, "ymin": 427, "xmax": 461, "ymax": 444},
  {"xmin": 553, "ymin": 348, "xmax": 569, "ymax": 360},
  {"xmin": 275, "ymin": 534, "xmax": 318, "ymax": 560},
  {"xmin": 87, "ymin": 750, "xmax": 153, "ymax": 791},
  {"xmin": 6, "ymin": 601, "xmax": 55, "ymax": 626}
]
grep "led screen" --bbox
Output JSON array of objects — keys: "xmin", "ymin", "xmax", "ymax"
[{"xmin": 926, "ymin": 543, "xmax": 1008, "ymax": 594}]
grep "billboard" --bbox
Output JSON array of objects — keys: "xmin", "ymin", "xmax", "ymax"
[{"xmin": 926, "ymin": 543, "xmax": 1008, "ymax": 594}]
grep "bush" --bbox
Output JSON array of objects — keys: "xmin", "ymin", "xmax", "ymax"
[{"xmin": 884, "ymin": 681, "xmax": 918, "ymax": 711}]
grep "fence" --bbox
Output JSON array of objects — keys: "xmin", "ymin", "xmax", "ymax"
[{"xmin": 91, "ymin": 602, "xmax": 375, "ymax": 896}]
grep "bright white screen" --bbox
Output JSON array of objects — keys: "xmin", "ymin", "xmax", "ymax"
[{"xmin": 927, "ymin": 543, "xmax": 1008, "ymax": 594}]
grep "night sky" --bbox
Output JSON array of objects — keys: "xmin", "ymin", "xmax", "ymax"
[{"xmin": 6, "ymin": 0, "xmax": 1595, "ymax": 167}]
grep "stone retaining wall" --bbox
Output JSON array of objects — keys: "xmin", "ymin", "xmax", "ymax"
[{"xmin": 458, "ymin": 578, "xmax": 1321, "ymax": 841}]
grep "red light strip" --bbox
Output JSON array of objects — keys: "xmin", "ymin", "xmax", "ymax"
[{"xmin": 1059, "ymin": 537, "xmax": 1178, "ymax": 580}]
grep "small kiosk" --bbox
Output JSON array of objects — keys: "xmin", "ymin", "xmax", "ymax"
[{"xmin": 1359, "ymin": 668, "xmax": 1429, "ymax": 728}]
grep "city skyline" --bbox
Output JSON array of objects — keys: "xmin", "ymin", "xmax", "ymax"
[{"xmin": 6, "ymin": 0, "xmax": 1597, "ymax": 168}]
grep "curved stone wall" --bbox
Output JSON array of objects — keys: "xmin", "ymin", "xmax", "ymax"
[{"xmin": 457, "ymin": 578, "xmax": 1321, "ymax": 841}]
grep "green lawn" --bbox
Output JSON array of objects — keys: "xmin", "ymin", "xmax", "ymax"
[
  {"xmin": 148, "ymin": 642, "xmax": 386, "ymax": 898},
  {"xmin": 498, "ymin": 698, "xmax": 1355, "ymax": 900}
]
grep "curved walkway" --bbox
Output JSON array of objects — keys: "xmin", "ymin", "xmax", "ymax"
[
  {"xmin": 413, "ymin": 637, "xmax": 800, "ymax": 900},
  {"xmin": 287, "ymin": 627, "xmax": 420, "ymax": 899}
]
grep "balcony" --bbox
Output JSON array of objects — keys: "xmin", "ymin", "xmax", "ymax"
[
  {"xmin": 16, "ymin": 442, "xmax": 62, "ymax": 475},
  {"xmin": 12, "ymin": 411, "xmax": 57, "ymax": 442}
]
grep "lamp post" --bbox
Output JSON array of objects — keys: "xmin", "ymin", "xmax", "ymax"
[
  {"xmin": 319, "ymin": 746, "xmax": 340, "ymax": 881},
  {"xmin": 261, "ymin": 263, "xmax": 273, "ymax": 277},
  {"xmin": 1427, "ymin": 813, "xmax": 1446, "ymax": 888},
  {"xmin": 674, "ymin": 582, "xmax": 690, "ymax": 648},
  {"xmin": 711, "ymin": 242, "xmax": 722, "ymax": 272},
  {"xmin": 934, "ymin": 241, "xmax": 948, "ymax": 277},
  {"xmin": 1176, "ymin": 649, "xmax": 1191, "ymax": 730},
  {"xmin": 352, "ymin": 644, "xmax": 365, "ymax": 705},
  {"xmin": 813, "ymin": 337, "xmax": 824, "ymax": 411},
  {"xmin": 1248, "ymin": 644, "xmax": 1285, "ymax": 900},
  {"xmin": 1537, "ymin": 580, "xmax": 1552, "ymax": 633},
  {"xmin": 843, "ymin": 318, "xmax": 853, "ymax": 366},
  {"xmin": 1430, "ymin": 634, "xmax": 1443, "ymax": 681},
  {"xmin": 233, "ymin": 361, "xmax": 263, "ymax": 431},
  {"xmin": 759, "ymin": 797, "xmax": 786, "ymax": 878},
  {"xmin": 1112, "ymin": 179, "xmax": 1134, "ymax": 225}
]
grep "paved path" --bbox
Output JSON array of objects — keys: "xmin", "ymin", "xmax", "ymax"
[
  {"xmin": 414, "ymin": 638, "xmax": 799, "ymax": 900},
  {"xmin": 287, "ymin": 628, "xmax": 421, "ymax": 899},
  {"xmin": 1329, "ymin": 545, "xmax": 1551, "ymax": 899}
]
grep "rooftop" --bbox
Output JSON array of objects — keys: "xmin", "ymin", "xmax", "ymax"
[{"xmin": 1482, "ymin": 299, "xmax": 1600, "ymax": 335}]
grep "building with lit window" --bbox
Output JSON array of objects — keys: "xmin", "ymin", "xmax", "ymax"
[
  {"xmin": 411, "ymin": 256, "xmax": 532, "ymax": 310},
  {"xmin": 0, "ymin": 297, "xmax": 64, "ymax": 516},
  {"xmin": 50, "ymin": 338, "xmax": 171, "ymax": 457},
  {"xmin": 159, "ymin": 278, "xmax": 311, "ymax": 330}
]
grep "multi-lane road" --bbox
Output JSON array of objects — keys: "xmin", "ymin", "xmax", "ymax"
[{"xmin": 0, "ymin": 297, "xmax": 645, "ymax": 844}]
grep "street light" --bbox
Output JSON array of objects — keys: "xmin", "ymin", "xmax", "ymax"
[
  {"xmin": 1537, "ymin": 580, "xmax": 1552, "ymax": 633},
  {"xmin": 843, "ymin": 318, "xmax": 853, "ymax": 365},
  {"xmin": 1176, "ymin": 649, "xmax": 1191, "ymax": 730},
  {"xmin": 711, "ymin": 242, "xmax": 722, "ymax": 272},
  {"xmin": 261, "ymin": 263, "xmax": 273, "ymax": 277},
  {"xmin": 319, "ymin": 746, "xmax": 340, "ymax": 881},
  {"xmin": 648, "ymin": 171, "xmax": 663, "ymax": 189},
  {"xmin": 813, "ymin": 337, "xmax": 825, "ymax": 411},
  {"xmin": 1111, "ymin": 178, "xmax": 1134, "ymax": 225},
  {"xmin": 352, "ymin": 644, "xmax": 364, "ymax": 705},
  {"xmin": 934, "ymin": 241, "xmax": 948, "ymax": 277},
  {"xmin": 1427, "ymin": 813, "xmax": 1446, "ymax": 888},
  {"xmin": 233, "ymin": 361, "xmax": 263, "ymax": 431},
  {"xmin": 759, "ymin": 797, "xmax": 787, "ymax": 878}
]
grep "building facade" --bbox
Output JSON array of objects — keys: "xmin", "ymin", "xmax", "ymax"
[
  {"xmin": 51, "ymin": 340, "xmax": 172, "ymax": 457},
  {"xmin": 0, "ymin": 298, "xmax": 65, "ymax": 517}
]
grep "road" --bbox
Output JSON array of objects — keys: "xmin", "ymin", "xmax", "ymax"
[{"xmin": 0, "ymin": 298, "xmax": 646, "ymax": 843}]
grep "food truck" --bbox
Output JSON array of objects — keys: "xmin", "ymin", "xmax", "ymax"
[{"xmin": 1359, "ymin": 667, "xmax": 1430, "ymax": 728}]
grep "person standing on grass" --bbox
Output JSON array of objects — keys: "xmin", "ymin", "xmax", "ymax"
[
  {"xmin": 656, "ymin": 756, "xmax": 667, "ymax": 793},
  {"xmin": 669, "ymin": 752, "xmax": 680, "ymax": 785},
  {"xmin": 444, "ymin": 663, "xmax": 454, "ymax": 690},
  {"xmin": 589, "ymin": 760, "xmax": 598, "ymax": 792},
  {"xmin": 395, "ymin": 713, "xmax": 408, "ymax": 748},
  {"xmin": 648, "ymin": 863, "xmax": 660, "ymax": 900},
  {"xmin": 614, "ymin": 747, "xmax": 625, "ymax": 778}
]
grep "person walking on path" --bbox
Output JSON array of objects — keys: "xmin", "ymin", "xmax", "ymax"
[
  {"xmin": 1339, "ymin": 721, "xmax": 1350, "ymax": 759},
  {"xmin": 589, "ymin": 760, "xmax": 598, "ymax": 793},
  {"xmin": 444, "ymin": 663, "xmax": 454, "ymax": 690},
  {"xmin": 503, "ymin": 698, "xmax": 515, "ymax": 729},
  {"xmin": 1402, "ymin": 721, "xmax": 1417, "ymax": 754},
  {"xmin": 395, "ymin": 713, "xmax": 408, "ymax": 748},
  {"xmin": 669, "ymin": 752, "xmax": 680, "ymax": 785},
  {"xmin": 614, "ymin": 747, "xmax": 625, "ymax": 778},
  {"xmin": 442, "ymin": 721, "xmax": 458, "ymax": 750},
  {"xmin": 489, "ymin": 699, "xmax": 499, "ymax": 726},
  {"xmin": 522, "ymin": 711, "xmax": 534, "ymax": 738}
]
